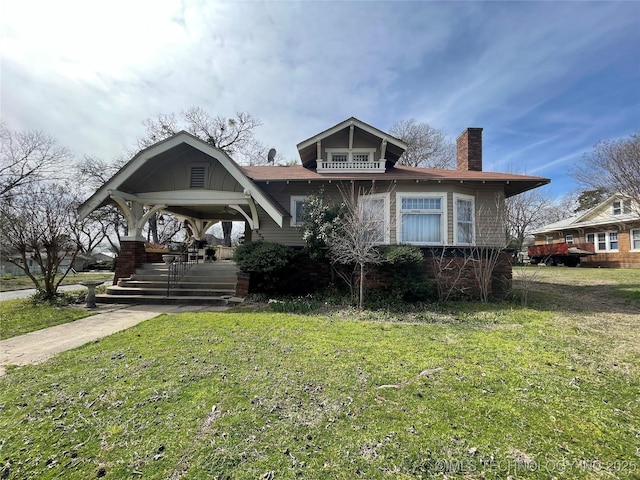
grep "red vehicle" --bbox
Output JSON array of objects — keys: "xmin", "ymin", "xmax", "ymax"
[{"xmin": 527, "ymin": 242, "xmax": 595, "ymax": 267}]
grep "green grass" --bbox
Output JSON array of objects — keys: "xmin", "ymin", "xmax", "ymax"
[
  {"xmin": 0, "ymin": 272, "xmax": 113, "ymax": 292},
  {"xmin": 1, "ymin": 265, "xmax": 639, "ymax": 479},
  {"xmin": 0, "ymin": 298, "xmax": 94, "ymax": 339}
]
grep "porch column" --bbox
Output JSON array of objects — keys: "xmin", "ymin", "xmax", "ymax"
[{"xmin": 113, "ymin": 239, "xmax": 148, "ymax": 285}]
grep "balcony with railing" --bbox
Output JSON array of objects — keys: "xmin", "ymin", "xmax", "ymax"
[{"xmin": 316, "ymin": 158, "xmax": 385, "ymax": 173}]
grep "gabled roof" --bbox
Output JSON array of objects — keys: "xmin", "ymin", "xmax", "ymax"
[
  {"xmin": 242, "ymin": 164, "xmax": 549, "ymax": 197},
  {"xmin": 296, "ymin": 117, "xmax": 408, "ymax": 167},
  {"xmin": 532, "ymin": 193, "xmax": 639, "ymax": 234},
  {"xmin": 78, "ymin": 131, "xmax": 285, "ymax": 226}
]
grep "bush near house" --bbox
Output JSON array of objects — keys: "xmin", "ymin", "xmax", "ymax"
[{"xmin": 233, "ymin": 241, "xmax": 297, "ymax": 293}]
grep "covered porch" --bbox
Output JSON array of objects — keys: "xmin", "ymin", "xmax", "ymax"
[{"xmin": 78, "ymin": 132, "xmax": 285, "ymax": 298}]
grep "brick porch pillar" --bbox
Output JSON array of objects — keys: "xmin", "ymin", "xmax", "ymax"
[{"xmin": 113, "ymin": 240, "xmax": 148, "ymax": 285}]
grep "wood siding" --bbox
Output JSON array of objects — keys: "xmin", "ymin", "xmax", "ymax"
[{"xmin": 254, "ymin": 180, "xmax": 507, "ymax": 247}]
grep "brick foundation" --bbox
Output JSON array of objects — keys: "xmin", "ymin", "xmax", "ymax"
[{"xmin": 239, "ymin": 247, "xmax": 513, "ymax": 300}]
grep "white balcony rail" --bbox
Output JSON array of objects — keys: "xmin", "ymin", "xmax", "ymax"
[{"xmin": 317, "ymin": 159, "xmax": 385, "ymax": 173}]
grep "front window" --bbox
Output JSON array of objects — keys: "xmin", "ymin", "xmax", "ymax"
[
  {"xmin": 331, "ymin": 153, "xmax": 348, "ymax": 162},
  {"xmin": 565, "ymin": 234, "xmax": 574, "ymax": 244},
  {"xmin": 589, "ymin": 231, "xmax": 619, "ymax": 252},
  {"xmin": 454, "ymin": 194, "xmax": 475, "ymax": 245},
  {"xmin": 631, "ymin": 229, "xmax": 640, "ymax": 251},
  {"xmin": 546, "ymin": 236, "xmax": 554, "ymax": 245},
  {"xmin": 290, "ymin": 196, "xmax": 309, "ymax": 226},
  {"xmin": 397, "ymin": 194, "xmax": 445, "ymax": 245},
  {"xmin": 359, "ymin": 193, "xmax": 389, "ymax": 244}
]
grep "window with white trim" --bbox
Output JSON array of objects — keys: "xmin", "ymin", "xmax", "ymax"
[
  {"xmin": 359, "ymin": 193, "xmax": 389, "ymax": 244},
  {"xmin": 631, "ymin": 229, "xmax": 640, "ymax": 251},
  {"xmin": 454, "ymin": 194, "xmax": 475, "ymax": 245},
  {"xmin": 565, "ymin": 234, "xmax": 574, "ymax": 244},
  {"xmin": 587, "ymin": 231, "xmax": 619, "ymax": 252},
  {"xmin": 352, "ymin": 153, "xmax": 370, "ymax": 162},
  {"xmin": 612, "ymin": 199, "xmax": 632, "ymax": 215},
  {"xmin": 290, "ymin": 196, "xmax": 309, "ymax": 227},
  {"xmin": 546, "ymin": 236, "xmax": 554, "ymax": 245},
  {"xmin": 397, "ymin": 193, "xmax": 446, "ymax": 245},
  {"xmin": 331, "ymin": 153, "xmax": 348, "ymax": 162}
]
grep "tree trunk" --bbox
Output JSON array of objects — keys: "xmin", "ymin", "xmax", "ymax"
[
  {"xmin": 359, "ymin": 262, "xmax": 364, "ymax": 310},
  {"xmin": 222, "ymin": 221, "xmax": 232, "ymax": 247}
]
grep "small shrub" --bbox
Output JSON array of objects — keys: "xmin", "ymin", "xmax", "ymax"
[
  {"xmin": 29, "ymin": 290, "xmax": 86, "ymax": 306},
  {"xmin": 381, "ymin": 245, "xmax": 434, "ymax": 302},
  {"xmin": 234, "ymin": 241, "xmax": 296, "ymax": 293},
  {"xmin": 234, "ymin": 241, "xmax": 294, "ymax": 273}
]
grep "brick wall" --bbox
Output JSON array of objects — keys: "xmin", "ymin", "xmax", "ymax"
[
  {"xmin": 239, "ymin": 247, "xmax": 512, "ymax": 300},
  {"xmin": 113, "ymin": 240, "xmax": 149, "ymax": 285}
]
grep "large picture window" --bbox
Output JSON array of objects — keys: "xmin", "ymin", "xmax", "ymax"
[
  {"xmin": 397, "ymin": 194, "xmax": 446, "ymax": 245},
  {"xmin": 454, "ymin": 194, "xmax": 475, "ymax": 245}
]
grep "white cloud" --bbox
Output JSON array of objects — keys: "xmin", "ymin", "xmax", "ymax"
[{"xmin": 1, "ymin": 0, "xmax": 638, "ymax": 194}]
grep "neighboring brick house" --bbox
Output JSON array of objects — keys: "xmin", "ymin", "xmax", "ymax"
[
  {"xmin": 78, "ymin": 117, "xmax": 549, "ymax": 294},
  {"xmin": 532, "ymin": 194, "xmax": 640, "ymax": 268}
]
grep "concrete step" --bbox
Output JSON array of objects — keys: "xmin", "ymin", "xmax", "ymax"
[
  {"xmin": 103, "ymin": 260, "xmax": 240, "ymax": 305},
  {"xmin": 107, "ymin": 286, "xmax": 236, "ymax": 297},
  {"xmin": 96, "ymin": 294, "xmax": 243, "ymax": 306}
]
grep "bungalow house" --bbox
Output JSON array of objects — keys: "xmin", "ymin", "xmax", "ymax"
[
  {"xmin": 78, "ymin": 117, "xmax": 549, "ymax": 297},
  {"xmin": 531, "ymin": 194, "xmax": 640, "ymax": 268}
]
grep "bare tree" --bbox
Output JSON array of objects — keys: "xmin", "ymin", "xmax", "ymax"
[
  {"xmin": 137, "ymin": 107, "xmax": 264, "ymax": 163},
  {"xmin": 505, "ymin": 188, "xmax": 556, "ymax": 255},
  {"xmin": 326, "ymin": 184, "xmax": 388, "ymax": 310},
  {"xmin": 573, "ymin": 131, "xmax": 640, "ymax": 213},
  {"xmin": 0, "ymin": 183, "xmax": 84, "ymax": 300},
  {"xmin": 389, "ymin": 119, "xmax": 455, "ymax": 169},
  {"xmin": 0, "ymin": 122, "xmax": 72, "ymax": 198},
  {"xmin": 469, "ymin": 193, "xmax": 508, "ymax": 303}
]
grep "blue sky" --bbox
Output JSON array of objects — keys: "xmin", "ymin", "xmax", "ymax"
[{"xmin": 1, "ymin": 0, "xmax": 639, "ymax": 197}]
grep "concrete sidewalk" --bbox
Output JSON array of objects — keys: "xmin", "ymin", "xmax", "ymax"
[{"xmin": 0, "ymin": 303, "xmax": 229, "ymax": 376}]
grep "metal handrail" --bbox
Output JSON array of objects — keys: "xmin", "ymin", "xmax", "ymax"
[{"xmin": 166, "ymin": 246, "xmax": 199, "ymax": 295}]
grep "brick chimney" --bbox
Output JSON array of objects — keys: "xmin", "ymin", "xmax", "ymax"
[{"xmin": 456, "ymin": 127, "xmax": 483, "ymax": 171}]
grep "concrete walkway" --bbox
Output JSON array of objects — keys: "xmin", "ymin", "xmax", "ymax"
[{"xmin": 0, "ymin": 303, "xmax": 229, "ymax": 376}]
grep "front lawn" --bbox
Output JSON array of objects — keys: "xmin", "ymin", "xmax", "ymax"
[
  {"xmin": 0, "ymin": 298, "xmax": 94, "ymax": 340},
  {"xmin": 1, "ymin": 266, "xmax": 638, "ymax": 480}
]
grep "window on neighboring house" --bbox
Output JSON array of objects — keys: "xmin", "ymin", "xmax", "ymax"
[
  {"xmin": 588, "ymin": 231, "xmax": 619, "ymax": 252},
  {"xmin": 359, "ymin": 193, "xmax": 389, "ymax": 244},
  {"xmin": 190, "ymin": 164, "xmax": 208, "ymax": 188},
  {"xmin": 631, "ymin": 229, "xmax": 640, "ymax": 251},
  {"xmin": 290, "ymin": 196, "xmax": 309, "ymax": 227},
  {"xmin": 565, "ymin": 234, "xmax": 574, "ymax": 244},
  {"xmin": 613, "ymin": 199, "xmax": 632, "ymax": 215},
  {"xmin": 454, "ymin": 194, "xmax": 475, "ymax": 245},
  {"xmin": 397, "ymin": 194, "xmax": 445, "ymax": 245}
]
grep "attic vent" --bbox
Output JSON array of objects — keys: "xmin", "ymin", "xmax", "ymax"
[{"xmin": 190, "ymin": 165, "xmax": 207, "ymax": 188}]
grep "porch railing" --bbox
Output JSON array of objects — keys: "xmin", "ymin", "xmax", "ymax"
[{"xmin": 166, "ymin": 246, "xmax": 199, "ymax": 295}]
